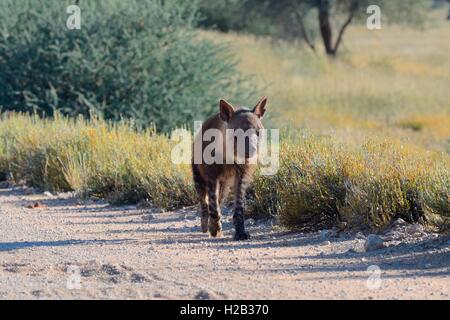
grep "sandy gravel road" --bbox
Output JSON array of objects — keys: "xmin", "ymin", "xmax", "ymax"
[{"xmin": 0, "ymin": 187, "xmax": 448, "ymax": 300}]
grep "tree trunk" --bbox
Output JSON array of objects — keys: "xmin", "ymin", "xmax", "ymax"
[
  {"xmin": 447, "ymin": 0, "xmax": 450, "ymax": 19},
  {"xmin": 318, "ymin": 0, "xmax": 335, "ymax": 56},
  {"xmin": 317, "ymin": 0, "xmax": 358, "ymax": 57}
]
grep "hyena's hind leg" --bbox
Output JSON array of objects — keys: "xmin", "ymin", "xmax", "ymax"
[{"xmin": 193, "ymin": 165, "xmax": 209, "ymax": 233}]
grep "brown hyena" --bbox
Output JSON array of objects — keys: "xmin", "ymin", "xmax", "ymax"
[{"xmin": 192, "ymin": 97, "xmax": 268, "ymax": 240}]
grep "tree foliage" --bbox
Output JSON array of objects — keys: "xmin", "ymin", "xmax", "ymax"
[{"xmin": 0, "ymin": 0, "xmax": 252, "ymax": 131}]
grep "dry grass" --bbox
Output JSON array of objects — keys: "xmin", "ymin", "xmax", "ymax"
[
  {"xmin": 0, "ymin": 114, "xmax": 195, "ymax": 209},
  {"xmin": 250, "ymin": 134, "xmax": 449, "ymax": 231},
  {"xmin": 0, "ymin": 113, "xmax": 447, "ymax": 231}
]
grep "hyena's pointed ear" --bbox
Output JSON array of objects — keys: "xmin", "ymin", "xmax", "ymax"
[
  {"xmin": 253, "ymin": 96, "xmax": 268, "ymax": 118},
  {"xmin": 219, "ymin": 99, "xmax": 235, "ymax": 122}
]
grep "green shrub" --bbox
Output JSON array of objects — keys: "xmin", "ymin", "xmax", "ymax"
[{"xmin": 0, "ymin": 0, "xmax": 251, "ymax": 132}]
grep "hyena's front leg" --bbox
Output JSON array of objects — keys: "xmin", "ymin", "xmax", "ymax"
[
  {"xmin": 193, "ymin": 165, "xmax": 209, "ymax": 233},
  {"xmin": 233, "ymin": 175, "xmax": 250, "ymax": 241},
  {"xmin": 207, "ymin": 179, "xmax": 222, "ymax": 237}
]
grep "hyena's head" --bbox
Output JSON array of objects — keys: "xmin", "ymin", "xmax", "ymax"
[{"xmin": 219, "ymin": 97, "xmax": 268, "ymax": 160}]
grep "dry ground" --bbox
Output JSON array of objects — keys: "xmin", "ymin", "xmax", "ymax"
[{"xmin": 0, "ymin": 187, "xmax": 448, "ymax": 300}]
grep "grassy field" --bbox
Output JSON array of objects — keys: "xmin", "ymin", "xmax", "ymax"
[
  {"xmin": 0, "ymin": 19, "xmax": 449, "ymax": 231},
  {"xmin": 204, "ymin": 22, "xmax": 450, "ymax": 153}
]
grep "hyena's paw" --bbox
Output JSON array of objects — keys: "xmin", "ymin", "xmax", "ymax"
[
  {"xmin": 233, "ymin": 230, "xmax": 250, "ymax": 241},
  {"xmin": 200, "ymin": 216, "xmax": 209, "ymax": 233},
  {"xmin": 208, "ymin": 220, "xmax": 222, "ymax": 238}
]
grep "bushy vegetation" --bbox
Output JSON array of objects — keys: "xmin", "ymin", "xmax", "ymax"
[
  {"xmin": 250, "ymin": 136, "xmax": 449, "ymax": 231},
  {"xmin": 0, "ymin": 113, "xmax": 448, "ymax": 231},
  {"xmin": 0, "ymin": 113, "xmax": 195, "ymax": 208},
  {"xmin": 0, "ymin": 0, "xmax": 251, "ymax": 132}
]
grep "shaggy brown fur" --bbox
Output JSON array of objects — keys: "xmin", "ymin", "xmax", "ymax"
[{"xmin": 192, "ymin": 97, "xmax": 268, "ymax": 240}]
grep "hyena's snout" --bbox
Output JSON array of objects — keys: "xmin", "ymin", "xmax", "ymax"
[
  {"xmin": 246, "ymin": 134, "xmax": 259, "ymax": 158},
  {"xmin": 236, "ymin": 133, "xmax": 259, "ymax": 160}
]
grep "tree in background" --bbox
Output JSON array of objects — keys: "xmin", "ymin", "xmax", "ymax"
[
  {"xmin": 432, "ymin": 0, "xmax": 450, "ymax": 19},
  {"xmin": 199, "ymin": 0, "xmax": 430, "ymax": 56},
  {"xmin": 317, "ymin": 0, "xmax": 359, "ymax": 56}
]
